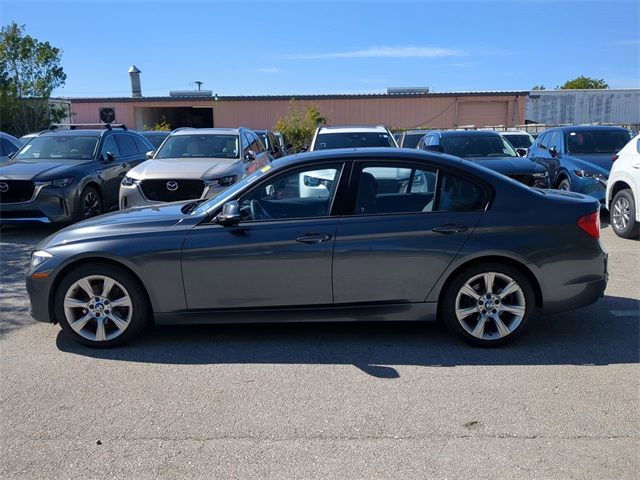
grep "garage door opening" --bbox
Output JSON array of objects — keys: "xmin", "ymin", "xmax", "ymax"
[{"xmin": 135, "ymin": 107, "xmax": 214, "ymax": 130}]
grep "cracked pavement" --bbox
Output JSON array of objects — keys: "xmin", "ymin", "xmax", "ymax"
[{"xmin": 1, "ymin": 222, "xmax": 638, "ymax": 479}]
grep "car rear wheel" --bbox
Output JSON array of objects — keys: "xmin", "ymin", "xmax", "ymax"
[
  {"xmin": 611, "ymin": 189, "xmax": 639, "ymax": 239},
  {"xmin": 55, "ymin": 263, "xmax": 149, "ymax": 347},
  {"xmin": 442, "ymin": 263, "xmax": 535, "ymax": 347},
  {"xmin": 557, "ymin": 178, "xmax": 571, "ymax": 191}
]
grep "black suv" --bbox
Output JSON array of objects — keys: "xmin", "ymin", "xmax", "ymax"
[
  {"xmin": 254, "ymin": 129, "xmax": 287, "ymax": 159},
  {"xmin": 0, "ymin": 124, "xmax": 153, "ymax": 224}
]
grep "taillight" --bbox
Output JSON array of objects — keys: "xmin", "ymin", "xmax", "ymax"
[
  {"xmin": 577, "ymin": 211, "xmax": 600, "ymax": 239},
  {"xmin": 612, "ymin": 154, "xmax": 619, "ymax": 162}
]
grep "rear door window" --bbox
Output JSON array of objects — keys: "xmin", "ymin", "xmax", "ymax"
[
  {"xmin": 133, "ymin": 135, "xmax": 152, "ymax": 153},
  {"xmin": 114, "ymin": 134, "xmax": 138, "ymax": 157}
]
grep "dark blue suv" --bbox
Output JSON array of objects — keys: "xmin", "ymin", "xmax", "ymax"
[{"xmin": 527, "ymin": 126, "xmax": 632, "ymax": 204}]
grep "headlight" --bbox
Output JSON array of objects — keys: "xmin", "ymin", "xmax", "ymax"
[
  {"xmin": 31, "ymin": 250, "xmax": 52, "ymax": 269},
  {"xmin": 121, "ymin": 176, "xmax": 138, "ymax": 186},
  {"xmin": 206, "ymin": 175, "xmax": 237, "ymax": 187},
  {"xmin": 50, "ymin": 177, "xmax": 74, "ymax": 188},
  {"xmin": 303, "ymin": 175, "xmax": 332, "ymax": 188},
  {"xmin": 533, "ymin": 171, "xmax": 549, "ymax": 178},
  {"xmin": 574, "ymin": 170, "xmax": 607, "ymax": 180}
]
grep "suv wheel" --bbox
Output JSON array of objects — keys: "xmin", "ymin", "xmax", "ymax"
[
  {"xmin": 441, "ymin": 263, "xmax": 535, "ymax": 347},
  {"xmin": 79, "ymin": 186, "xmax": 102, "ymax": 219},
  {"xmin": 55, "ymin": 263, "xmax": 149, "ymax": 347},
  {"xmin": 611, "ymin": 189, "xmax": 639, "ymax": 239}
]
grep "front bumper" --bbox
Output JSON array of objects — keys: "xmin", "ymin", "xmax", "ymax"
[
  {"xmin": 119, "ymin": 182, "xmax": 227, "ymax": 209},
  {"xmin": 0, "ymin": 186, "xmax": 76, "ymax": 224},
  {"xmin": 577, "ymin": 178, "xmax": 606, "ymax": 204}
]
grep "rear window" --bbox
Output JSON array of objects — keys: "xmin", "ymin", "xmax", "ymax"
[
  {"xmin": 441, "ymin": 135, "xmax": 518, "ymax": 158},
  {"xmin": 565, "ymin": 130, "xmax": 631, "ymax": 154},
  {"xmin": 314, "ymin": 132, "xmax": 395, "ymax": 150}
]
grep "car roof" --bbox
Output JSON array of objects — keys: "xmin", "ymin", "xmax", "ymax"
[
  {"xmin": 0, "ymin": 132, "xmax": 19, "ymax": 141},
  {"xmin": 500, "ymin": 130, "xmax": 532, "ymax": 136},
  {"xmin": 317, "ymin": 125, "xmax": 389, "ymax": 134},
  {"xmin": 38, "ymin": 129, "xmax": 106, "ymax": 137},
  {"xmin": 555, "ymin": 125, "xmax": 630, "ymax": 132},
  {"xmin": 170, "ymin": 128, "xmax": 240, "ymax": 136},
  {"xmin": 438, "ymin": 130, "xmax": 502, "ymax": 137},
  {"xmin": 404, "ymin": 130, "xmax": 432, "ymax": 135}
]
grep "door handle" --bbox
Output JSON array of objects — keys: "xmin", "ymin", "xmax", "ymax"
[
  {"xmin": 296, "ymin": 233, "xmax": 332, "ymax": 244},
  {"xmin": 432, "ymin": 224, "xmax": 468, "ymax": 234}
]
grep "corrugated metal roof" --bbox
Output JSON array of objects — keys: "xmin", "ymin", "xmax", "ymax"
[{"xmin": 62, "ymin": 90, "xmax": 530, "ymax": 103}]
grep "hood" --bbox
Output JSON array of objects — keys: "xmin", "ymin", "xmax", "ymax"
[
  {"xmin": 564, "ymin": 154, "xmax": 612, "ymax": 174},
  {"xmin": 38, "ymin": 201, "xmax": 204, "ymax": 251},
  {"xmin": 0, "ymin": 159, "xmax": 93, "ymax": 181},
  {"xmin": 127, "ymin": 157, "xmax": 241, "ymax": 180},
  {"xmin": 468, "ymin": 156, "xmax": 546, "ymax": 175}
]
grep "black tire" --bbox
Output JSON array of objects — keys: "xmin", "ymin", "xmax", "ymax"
[
  {"xmin": 54, "ymin": 262, "xmax": 149, "ymax": 347},
  {"xmin": 557, "ymin": 177, "xmax": 571, "ymax": 191},
  {"xmin": 610, "ymin": 189, "xmax": 639, "ymax": 239},
  {"xmin": 441, "ymin": 263, "xmax": 536, "ymax": 347},
  {"xmin": 77, "ymin": 186, "xmax": 102, "ymax": 220}
]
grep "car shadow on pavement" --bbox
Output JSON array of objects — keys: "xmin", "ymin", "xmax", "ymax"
[{"xmin": 56, "ymin": 294, "xmax": 639, "ymax": 378}]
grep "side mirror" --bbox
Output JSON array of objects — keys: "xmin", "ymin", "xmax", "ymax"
[
  {"xmin": 244, "ymin": 150, "xmax": 256, "ymax": 161},
  {"xmin": 216, "ymin": 200, "xmax": 241, "ymax": 226},
  {"xmin": 549, "ymin": 146, "xmax": 558, "ymax": 157},
  {"xmin": 7, "ymin": 152, "xmax": 16, "ymax": 160},
  {"xmin": 299, "ymin": 145, "xmax": 309, "ymax": 153},
  {"xmin": 516, "ymin": 148, "xmax": 528, "ymax": 157},
  {"xmin": 146, "ymin": 150, "xmax": 155, "ymax": 160},
  {"xmin": 101, "ymin": 151, "xmax": 116, "ymax": 162},
  {"xmin": 424, "ymin": 145, "xmax": 445, "ymax": 153}
]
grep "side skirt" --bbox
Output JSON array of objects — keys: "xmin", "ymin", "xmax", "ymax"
[{"xmin": 154, "ymin": 302, "xmax": 438, "ymax": 326}]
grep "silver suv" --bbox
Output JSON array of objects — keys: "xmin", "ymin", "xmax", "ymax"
[{"xmin": 119, "ymin": 127, "xmax": 271, "ymax": 209}]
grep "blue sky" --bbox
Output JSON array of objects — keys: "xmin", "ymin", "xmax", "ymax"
[{"xmin": 2, "ymin": 0, "xmax": 639, "ymax": 97}]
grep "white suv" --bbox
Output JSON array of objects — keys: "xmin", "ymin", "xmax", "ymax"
[
  {"xmin": 606, "ymin": 133, "xmax": 640, "ymax": 239},
  {"xmin": 302, "ymin": 126, "xmax": 397, "ymax": 198}
]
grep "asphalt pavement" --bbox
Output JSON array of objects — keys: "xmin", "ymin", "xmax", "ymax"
[{"xmin": 0, "ymin": 220, "xmax": 638, "ymax": 479}]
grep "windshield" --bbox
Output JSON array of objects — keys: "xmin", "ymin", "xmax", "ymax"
[
  {"xmin": 566, "ymin": 130, "xmax": 631, "ymax": 154},
  {"xmin": 441, "ymin": 135, "xmax": 518, "ymax": 158},
  {"xmin": 403, "ymin": 133, "xmax": 426, "ymax": 149},
  {"xmin": 14, "ymin": 135, "xmax": 99, "ymax": 160},
  {"xmin": 314, "ymin": 132, "xmax": 395, "ymax": 150},
  {"xmin": 192, "ymin": 165, "xmax": 271, "ymax": 216},
  {"xmin": 503, "ymin": 134, "xmax": 533, "ymax": 148},
  {"xmin": 156, "ymin": 134, "xmax": 239, "ymax": 159}
]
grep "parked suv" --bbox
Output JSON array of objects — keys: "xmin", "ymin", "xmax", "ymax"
[
  {"xmin": 418, "ymin": 130, "xmax": 550, "ymax": 188},
  {"xmin": 309, "ymin": 125, "xmax": 398, "ymax": 151},
  {"xmin": 528, "ymin": 125, "xmax": 632, "ymax": 203},
  {"xmin": 119, "ymin": 127, "xmax": 271, "ymax": 209},
  {"xmin": 0, "ymin": 132, "xmax": 22, "ymax": 163},
  {"xmin": 396, "ymin": 129, "xmax": 432, "ymax": 149},
  {"xmin": 254, "ymin": 129, "xmax": 286, "ymax": 159},
  {"xmin": 0, "ymin": 124, "xmax": 153, "ymax": 224},
  {"xmin": 606, "ymin": 133, "xmax": 640, "ymax": 238},
  {"xmin": 499, "ymin": 130, "xmax": 535, "ymax": 155}
]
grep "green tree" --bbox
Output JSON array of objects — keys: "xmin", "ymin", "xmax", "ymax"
[
  {"xmin": 275, "ymin": 99, "xmax": 328, "ymax": 152},
  {"xmin": 559, "ymin": 76, "xmax": 608, "ymax": 89},
  {"xmin": 143, "ymin": 116, "xmax": 172, "ymax": 131},
  {"xmin": 531, "ymin": 84, "xmax": 546, "ymax": 90},
  {"xmin": 0, "ymin": 22, "xmax": 67, "ymax": 136}
]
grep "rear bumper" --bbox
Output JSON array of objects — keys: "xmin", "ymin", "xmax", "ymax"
[{"xmin": 542, "ymin": 276, "xmax": 607, "ymax": 314}]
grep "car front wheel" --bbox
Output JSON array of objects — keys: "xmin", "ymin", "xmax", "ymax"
[
  {"xmin": 557, "ymin": 178, "xmax": 571, "ymax": 191},
  {"xmin": 79, "ymin": 186, "xmax": 102, "ymax": 220},
  {"xmin": 54, "ymin": 263, "xmax": 149, "ymax": 347},
  {"xmin": 611, "ymin": 189, "xmax": 639, "ymax": 239},
  {"xmin": 441, "ymin": 263, "xmax": 535, "ymax": 347}
]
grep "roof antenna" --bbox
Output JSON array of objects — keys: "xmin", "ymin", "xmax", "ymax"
[{"xmin": 194, "ymin": 81, "xmax": 204, "ymax": 91}]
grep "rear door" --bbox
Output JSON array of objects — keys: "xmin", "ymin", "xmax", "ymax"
[{"xmin": 332, "ymin": 160, "xmax": 487, "ymax": 304}]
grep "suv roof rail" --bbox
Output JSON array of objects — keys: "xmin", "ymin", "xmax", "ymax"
[{"xmin": 49, "ymin": 123, "xmax": 128, "ymax": 131}]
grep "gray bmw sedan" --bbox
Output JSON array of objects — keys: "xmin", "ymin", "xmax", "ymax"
[{"xmin": 26, "ymin": 148, "xmax": 607, "ymax": 348}]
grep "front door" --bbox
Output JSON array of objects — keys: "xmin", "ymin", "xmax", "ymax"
[
  {"xmin": 181, "ymin": 162, "xmax": 345, "ymax": 310},
  {"xmin": 333, "ymin": 162, "xmax": 486, "ymax": 304}
]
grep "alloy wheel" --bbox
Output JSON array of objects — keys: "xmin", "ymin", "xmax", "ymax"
[
  {"xmin": 83, "ymin": 191, "xmax": 101, "ymax": 217},
  {"xmin": 612, "ymin": 196, "xmax": 631, "ymax": 232},
  {"xmin": 63, "ymin": 275, "xmax": 133, "ymax": 342},
  {"xmin": 455, "ymin": 272, "xmax": 526, "ymax": 340}
]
